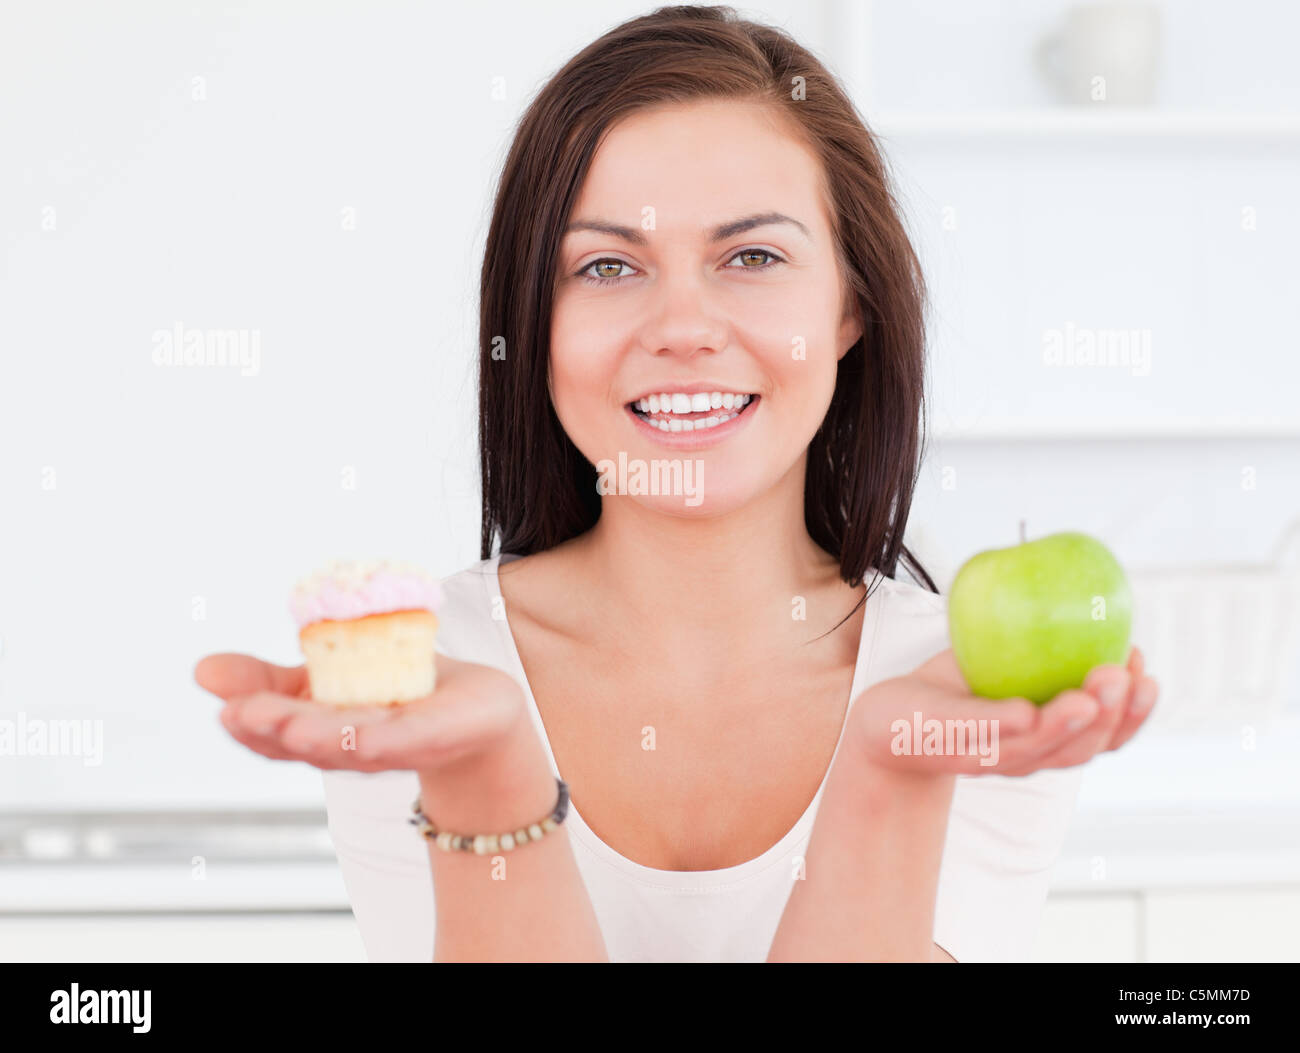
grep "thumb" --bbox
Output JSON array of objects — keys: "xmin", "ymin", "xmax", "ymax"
[{"xmin": 194, "ymin": 653, "xmax": 306, "ymax": 702}]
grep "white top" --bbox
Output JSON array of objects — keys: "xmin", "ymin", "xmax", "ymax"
[{"xmin": 321, "ymin": 553, "xmax": 1085, "ymax": 962}]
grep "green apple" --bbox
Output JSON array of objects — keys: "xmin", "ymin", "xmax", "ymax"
[{"xmin": 948, "ymin": 531, "xmax": 1132, "ymax": 704}]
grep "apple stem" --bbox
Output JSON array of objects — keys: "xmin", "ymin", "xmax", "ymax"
[{"xmin": 1019, "ymin": 519, "xmax": 1026, "ymax": 544}]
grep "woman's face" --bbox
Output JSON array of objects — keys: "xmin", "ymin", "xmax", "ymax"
[{"xmin": 550, "ymin": 98, "xmax": 861, "ymax": 516}]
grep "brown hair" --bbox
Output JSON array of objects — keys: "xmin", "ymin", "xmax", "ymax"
[{"xmin": 478, "ymin": 4, "xmax": 936, "ymax": 596}]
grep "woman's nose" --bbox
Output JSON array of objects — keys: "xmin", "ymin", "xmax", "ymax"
[{"xmin": 636, "ymin": 269, "xmax": 730, "ymax": 358}]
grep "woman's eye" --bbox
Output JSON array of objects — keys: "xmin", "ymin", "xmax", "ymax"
[
  {"xmin": 579, "ymin": 258, "xmax": 636, "ymax": 284},
  {"xmin": 577, "ymin": 249, "xmax": 784, "ymax": 286},
  {"xmin": 725, "ymin": 248, "xmax": 783, "ymax": 269}
]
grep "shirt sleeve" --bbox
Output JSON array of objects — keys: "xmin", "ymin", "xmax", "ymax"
[
  {"xmin": 320, "ymin": 768, "xmax": 437, "ymax": 963},
  {"xmin": 933, "ymin": 764, "xmax": 1085, "ymax": 962}
]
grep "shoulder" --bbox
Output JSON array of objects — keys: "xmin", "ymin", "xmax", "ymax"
[
  {"xmin": 431, "ymin": 556, "xmax": 513, "ymax": 666},
  {"xmin": 872, "ymin": 568, "xmax": 946, "ymax": 614},
  {"xmin": 861, "ymin": 569, "xmax": 949, "ymax": 682},
  {"xmin": 868, "ymin": 566, "xmax": 947, "ymax": 633},
  {"xmin": 437, "ymin": 556, "xmax": 499, "ymax": 616}
]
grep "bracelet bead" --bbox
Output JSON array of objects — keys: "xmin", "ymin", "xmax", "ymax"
[{"xmin": 409, "ymin": 777, "xmax": 569, "ymax": 854}]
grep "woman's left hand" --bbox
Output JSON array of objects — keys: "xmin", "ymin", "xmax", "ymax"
[{"xmin": 847, "ymin": 645, "xmax": 1159, "ymax": 777}]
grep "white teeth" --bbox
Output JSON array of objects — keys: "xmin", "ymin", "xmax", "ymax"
[
  {"xmin": 644, "ymin": 412, "xmax": 739, "ymax": 433},
  {"xmin": 630, "ymin": 391, "xmax": 756, "ymax": 431},
  {"xmin": 633, "ymin": 392, "xmax": 753, "ymax": 414}
]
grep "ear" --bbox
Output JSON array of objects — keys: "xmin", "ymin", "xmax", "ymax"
[{"xmin": 836, "ymin": 296, "xmax": 864, "ymax": 361}]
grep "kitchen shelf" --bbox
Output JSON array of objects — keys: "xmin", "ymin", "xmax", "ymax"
[
  {"xmin": 867, "ymin": 109, "xmax": 1300, "ymax": 141},
  {"xmin": 929, "ymin": 419, "xmax": 1300, "ymax": 442}
]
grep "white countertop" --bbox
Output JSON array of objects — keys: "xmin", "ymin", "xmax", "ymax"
[{"xmin": 1, "ymin": 861, "xmax": 352, "ymax": 913}]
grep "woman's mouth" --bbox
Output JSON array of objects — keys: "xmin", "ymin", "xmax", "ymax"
[{"xmin": 626, "ymin": 391, "xmax": 758, "ymax": 433}]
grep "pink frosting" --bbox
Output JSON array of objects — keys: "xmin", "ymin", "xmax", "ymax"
[{"xmin": 289, "ymin": 559, "xmax": 443, "ymax": 628}]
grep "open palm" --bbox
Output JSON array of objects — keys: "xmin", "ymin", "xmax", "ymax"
[
  {"xmin": 849, "ymin": 645, "xmax": 1159, "ymax": 777},
  {"xmin": 194, "ymin": 652, "xmax": 526, "ymax": 775}
]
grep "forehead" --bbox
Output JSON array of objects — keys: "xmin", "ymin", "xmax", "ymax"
[{"xmin": 572, "ymin": 98, "xmax": 829, "ymax": 231}]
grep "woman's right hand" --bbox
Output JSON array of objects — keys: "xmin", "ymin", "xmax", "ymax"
[
  {"xmin": 847, "ymin": 644, "xmax": 1157, "ymax": 779},
  {"xmin": 193, "ymin": 652, "xmax": 532, "ymax": 778}
]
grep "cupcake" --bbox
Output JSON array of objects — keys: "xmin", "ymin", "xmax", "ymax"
[{"xmin": 289, "ymin": 558, "xmax": 443, "ymax": 706}]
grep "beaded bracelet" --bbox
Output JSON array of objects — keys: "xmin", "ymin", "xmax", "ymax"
[{"xmin": 409, "ymin": 777, "xmax": 570, "ymax": 854}]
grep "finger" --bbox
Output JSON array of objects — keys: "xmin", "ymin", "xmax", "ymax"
[
  {"xmin": 1127, "ymin": 645, "xmax": 1145, "ymax": 683},
  {"xmin": 225, "ymin": 658, "xmax": 523, "ymax": 773},
  {"xmin": 1007, "ymin": 663, "xmax": 1130, "ymax": 771},
  {"xmin": 219, "ymin": 703, "xmax": 392, "ymax": 771},
  {"xmin": 993, "ymin": 686, "xmax": 1106, "ymax": 775},
  {"xmin": 218, "ymin": 703, "xmax": 299, "ymax": 762},
  {"xmin": 220, "ymin": 691, "xmax": 386, "ymax": 768},
  {"xmin": 245, "ymin": 687, "xmax": 491, "ymax": 772},
  {"xmin": 195, "ymin": 654, "xmax": 307, "ymax": 702},
  {"xmin": 1105, "ymin": 674, "xmax": 1159, "ymax": 752},
  {"xmin": 999, "ymin": 666, "xmax": 1131, "ymax": 774}
]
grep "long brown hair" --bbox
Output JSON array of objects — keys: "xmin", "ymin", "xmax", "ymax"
[{"xmin": 478, "ymin": 4, "xmax": 936, "ymax": 596}]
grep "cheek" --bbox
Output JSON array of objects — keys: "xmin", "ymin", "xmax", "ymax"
[
  {"xmin": 732, "ymin": 282, "xmax": 843, "ymax": 407},
  {"xmin": 548, "ymin": 299, "xmax": 624, "ymax": 446}
]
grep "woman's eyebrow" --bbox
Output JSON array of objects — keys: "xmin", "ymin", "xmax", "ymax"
[
  {"xmin": 709, "ymin": 212, "xmax": 811, "ymax": 242},
  {"xmin": 562, "ymin": 211, "xmax": 811, "ymax": 245}
]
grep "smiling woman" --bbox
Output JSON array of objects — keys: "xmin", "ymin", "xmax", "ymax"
[{"xmin": 203, "ymin": 3, "xmax": 1157, "ymax": 963}]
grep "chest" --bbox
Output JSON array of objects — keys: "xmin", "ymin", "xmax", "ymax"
[{"xmin": 512, "ymin": 639, "xmax": 859, "ymax": 871}]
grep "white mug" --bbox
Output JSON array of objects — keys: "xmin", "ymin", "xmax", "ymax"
[{"xmin": 1037, "ymin": 0, "xmax": 1162, "ymax": 105}]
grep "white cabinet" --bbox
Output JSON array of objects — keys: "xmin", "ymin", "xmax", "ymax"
[
  {"xmin": 1034, "ymin": 886, "xmax": 1300, "ymax": 962},
  {"xmin": 1145, "ymin": 888, "xmax": 1300, "ymax": 963},
  {"xmin": 1033, "ymin": 894, "xmax": 1142, "ymax": 962}
]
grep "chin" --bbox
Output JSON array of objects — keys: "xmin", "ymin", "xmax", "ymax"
[{"xmin": 583, "ymin": 427, "xmax": 778, "ymax": 516}]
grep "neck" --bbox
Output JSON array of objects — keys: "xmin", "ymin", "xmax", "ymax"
[{"xmin": 572, "ymin": 456, "xmax": 850, "ymax": 651}]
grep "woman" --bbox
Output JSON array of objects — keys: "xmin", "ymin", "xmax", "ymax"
[{"xmin": 195, "ymin": 5, "xmax": 1157, "ymax": 962}]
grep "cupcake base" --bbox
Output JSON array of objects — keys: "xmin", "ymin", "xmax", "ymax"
[{"xmin": 299, "ymin": 609, "xmax": 438, "ymax": 706}]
